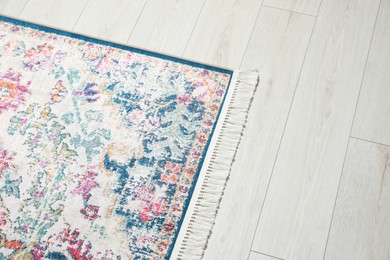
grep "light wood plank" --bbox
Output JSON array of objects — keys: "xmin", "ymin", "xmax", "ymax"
[
  {"xmin": 352, "ymin": 0, "xmax": 390, "ymax": 146},
  {"xmin": 263, "ymin": 0, "xmax": 321, "ymax": 16},
  {"xmin": 19, "ymin": 0, "xmax": 88, "ymax": 30},
  {"xmin": 324, "ymin": 138, "xmax": 390, "ymax": 259},
  {"xmin": 183, "ymin": 0, "xmax": 262, "ymax": 69},
  {"xmin": 252, "ymin": 0, "xmax": 381, "ymax": 259},
  {"xmin": 0, "ymin": 0, "xmax": 28, "ymax": 17},
  {"xmin": 249, "ymin": 251, "xmax": 282, "ymax": 260},
  {"xmin": 129, "ymin": 0, "xmax": 204, "ymax": 56},
  {"xmin": 203, "ymin": 7, "xmax": 314, "ymax": 260},
  {"xmin": 74, "ymin": 0, "xmax": 146, "ymax": 44}
]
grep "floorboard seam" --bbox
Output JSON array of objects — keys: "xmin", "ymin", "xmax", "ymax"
[
  {"xmin": 251, "ymin": 250, "xmax": 285, "ymax": 260},
  {"xmin": 126, "ymin": 0, "xmax": 149, "ymax": 44},
  {"xmin": 72, "ymin": 0, "xmax": 90, "ymax": 31},
  {"xmin": 261, "ymin": 4, "xmax": 316, "ymax": 17},
  {"xmin": 182, "ymin": 0, "xmax": 207, "ymax": 56},
  {"xmin": 18, "ymin": 0, "xmax": 30, "ymax": 17},
  {"xmin": 238, "ymin": 0, "xmax": 264, "ymax": 69},
  {"xmin": 246, "ymin": 0, "xmax": 323, "ymax": 257},
  {"xmin": 349, "ymin": 136, "xmax": 390, "ymax": 148},
  {"xmin": 322, "ymin": 1, "xmax": 383, "ymax": 259}
]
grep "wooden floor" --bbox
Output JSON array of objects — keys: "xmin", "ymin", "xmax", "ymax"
[{"xmin": 1, "ymin": 0, "xmax": 389, "ymax": 259}]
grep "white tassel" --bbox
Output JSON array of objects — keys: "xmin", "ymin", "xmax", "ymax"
[{"xmin": 176, "ymin": 70, "xmax": 259, "ymax": 260}]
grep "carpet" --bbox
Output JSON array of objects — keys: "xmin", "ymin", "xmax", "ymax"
[{"xmin": 0, "ymin": 15, "xmax": 258, "ymax": 259}]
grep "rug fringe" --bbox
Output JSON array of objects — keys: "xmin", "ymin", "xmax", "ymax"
[{"xmin": 176, "ymin": 70, "xmax": 259, "ymax": 259}]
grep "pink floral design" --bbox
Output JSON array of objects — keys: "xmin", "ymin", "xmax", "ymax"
[
  {"xmin": 0, "ymin": 149, "xmax": 15, "ymax": 174},
  {"xmin": 61, "ymin": 227, "xmax": 95, "ymax": 259},
  {"xmin": 81, "ymin": 205, "xmax": 99, "ymax": 221},
  {"xmin": 72, "ymin": 169, "xmax": 100, "ymax": 201},
  {"xmin": 144, "ymin": 115, "xmax": 160, "ymax": 131},
  {"xmin": 177, "ymin": 94, "xmax": 192, "ymax": 105},
  {"xmin": 128, "ymin": 109, "xmax": 144, "ymax": 124},
  {"xmin": 0, "ymin": 211, "xmax": 8, "ymax": 229},
  {"xmin": 24, "ymin": 43, "xmax": 66, "ymax": 71},
  {"xmin": 0, "ymin": 69, "xmax": 31, "ymax": 114}
]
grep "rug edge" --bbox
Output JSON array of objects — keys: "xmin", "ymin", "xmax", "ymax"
[
  {"xmin": 0, "ymin": 14, "xmax": 234, "ymax": 75},
  {"xmin": 170, "ymin": 70, "xmax": 260, "ymax": 259}
]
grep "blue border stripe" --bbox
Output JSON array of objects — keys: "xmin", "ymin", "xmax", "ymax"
[
  {"xmin": 0, "ymin": 15, "xmax": 233, "ymax": 75},
  {"xmin": 0, "ymin": 15, "xmax": 234, "ymax": 259},
  {"xmin": 165, "ymin": 73, "xmax": 233, "ymax": 259}
]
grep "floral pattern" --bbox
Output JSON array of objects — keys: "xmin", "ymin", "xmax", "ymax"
[
  {"xmin": 0, "ymin": 69, "xmax": 31, "ymax": 114},
  {"xmin": 0, "ymin": 18, "xmax": 232, "ymax": 259}
]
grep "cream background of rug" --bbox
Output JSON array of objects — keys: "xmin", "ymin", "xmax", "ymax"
[{"xmin": 1, "ymin": 0, "xmax": 390, "ymax": 259}]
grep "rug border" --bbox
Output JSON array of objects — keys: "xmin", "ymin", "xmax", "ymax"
[
  {"xmin": 170, "ymin": 70, "xmax": 240, "ymax": 259},
  {"xmin": 0, "ymin": 14, "xmax": 234, "ymax": 75},
  {"xmin": 166, "ymin": 72, "xmax": 234, "ymax": 260},
  {"xmin": 0, "ymin": 14, "xmax": 236, "ymax": 259}
]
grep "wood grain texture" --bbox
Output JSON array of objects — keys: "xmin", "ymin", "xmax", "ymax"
[
  {"xmin": 203, "ymin": 7, "xmax": 314, "ymax": 260},
  {"xmin": 129, "ymin": 0, "xmax": 204, "ymax": 56},
  {"xmin": 252, "ymin": 0, "xmax": 381, "ymax": 259},
  {"xmin": 324, "ymin": 138, "xmax": 390, "ymax": 260},
  {"xmin": 0, "ymin": 0, "xmax": 28, "ymax": 17},
  {"xmin": 2, "ymin": 0, "xmax": 388, "ymax": 258},
  {"xmin": 19, "ymin": 0, "xmax": 88, "ymax": 30},
  {"xmin": 183, "ymin": 0, "xmax": 262, "ymax": 69},
  {"xmin": 249, "ymin": 251, "xmax": 282, "ymax": 260},
  {"xmin": 74, "ymin": 0, "xmax": 146, "ymax": 43},
  {"xmin": 352, "ymin": 0, "xmax": 390, "ymax": 146},
  {"xmin": 263, "ymin": 0, "xmax": 321, "ymax": 16}
]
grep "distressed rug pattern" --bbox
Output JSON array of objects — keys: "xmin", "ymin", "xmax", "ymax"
[{"xmin": 0, "ymin": 17, "xmax": 234, "ymax": 259}]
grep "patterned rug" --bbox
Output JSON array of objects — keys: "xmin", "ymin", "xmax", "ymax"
[{"xmin": 0, "ymin": 15, "xmax": 258, "ymax": 259}]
